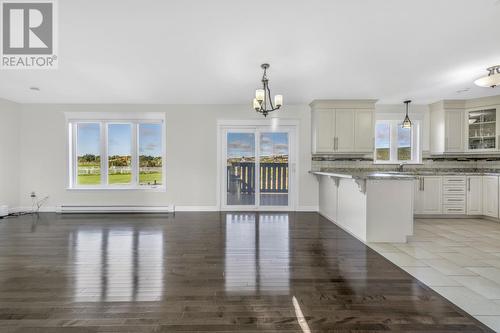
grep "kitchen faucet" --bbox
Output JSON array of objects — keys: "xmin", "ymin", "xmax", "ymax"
[{"xmin": 397, "ymin": 163, "xmax": 405, "ymax": 172}]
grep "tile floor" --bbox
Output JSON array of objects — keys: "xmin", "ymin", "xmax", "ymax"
[{"xmin": 369, "ymin": 218, "xmax": 500, "ymax": 332}]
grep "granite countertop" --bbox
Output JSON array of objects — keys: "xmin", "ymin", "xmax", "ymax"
[
  {"xmin": 310, "ymin": 171, "xmax": 417, "ymax": 180},
  {"xmin": 312, "ymin": 168, "xmax": 500, "ymax": 179}
]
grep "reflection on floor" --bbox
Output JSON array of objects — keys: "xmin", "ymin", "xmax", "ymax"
[
  {"xmin": 0, "ymin": 213, "xmax": 492, "ymax": 332},
  {"xmin": 227, "ymin": 193, "xmax": 288, "ymax": 206},
  {"xmin": 369, "ymin": 218, "xmax": 500, "ymax": 332}
]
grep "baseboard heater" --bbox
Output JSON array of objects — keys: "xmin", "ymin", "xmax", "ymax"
[{"xmin": 59, "ymin": 204, "xmax": 175, "ymax": 214}]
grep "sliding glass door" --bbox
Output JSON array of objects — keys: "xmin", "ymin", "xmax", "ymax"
[
  {"xmin": 222, "ymin": 124, "xmax": 294, "ymax": 210},
  {"xmin": 259, "ymin": 132, "xmax": 289, "ymax": 207}
]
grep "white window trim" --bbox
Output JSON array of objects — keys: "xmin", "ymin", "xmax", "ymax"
[
  {"xmin": 66, "ymin": 112, "xmax": 166, "ymax": 191},
  {"xmin": 373, "ymin": 119, "xmax": 422, "ymax": 165}
]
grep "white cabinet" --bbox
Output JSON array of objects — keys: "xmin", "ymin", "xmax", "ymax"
[
  {"xmin": 414, "ymin": 178, "xmax": 423, "ymax": 214},
  {"xmin": 466, "ymin": 107, "xmax": 500, "ymax": 151},
  {"xmin": 442, "ymin": 176, "xmax": 466, "ymax": 214},
  {"xmin": 445, "ymin": 111, "xmax": 464, "ymax": 152},
  {"xmin": 355, "ymin": 110, "xmax": 375, "ymax": 152},
  {"xmin": 414, "ymin": 176, "xmax": 442, "ymax": 214},
  {"xmin": 430, "ymin": 101, "xmax": 466, "ymax": 154},
  {"xmin": 311, "ymin": 100, "xmax": 376, "ymax": 154},
  {"xmin": 467, "ymin": 176, "xmax": 483, "ymax": 215},
  {"xmin": 335, "ymin": 109, "xmax": 355, "ymax": 152},
  {"xmin": 312, "ymin": 109, "xmax": 335, "ymax": 153},
  {"xmin": 483, "ymin": 176, "xmax": 499, "ymax": 218}
]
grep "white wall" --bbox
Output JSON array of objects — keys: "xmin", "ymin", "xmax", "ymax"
[
  {"xmin": 0, "ymin": 98, "xmax": 21, "ymax": 210},
  {"xmin": 17, "ymin": 104, "xmax": 318, "ymax": 211}
]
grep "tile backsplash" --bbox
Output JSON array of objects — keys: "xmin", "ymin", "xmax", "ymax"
[{"xmin": 311, "ymin": 154, "xmax": 500, "ymax": 173}]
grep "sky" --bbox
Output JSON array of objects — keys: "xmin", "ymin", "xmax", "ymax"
[
  {"xmin": 139, "ymin": 124, "xmax": 162, "ymax": 157},
  {"xmin": 227, "ymin": 132, "xmax": 288, "ymax": 158},
  {"xmin": 375, "ymin": 123, "xmax": 411, "ymax": 148},
  {"xmin": 77, "ymin": 123, "xmax": 162, "ymax": 157}
]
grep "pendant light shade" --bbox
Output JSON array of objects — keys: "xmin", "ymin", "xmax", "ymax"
[
  {"xmin": 474, "ymin": 66, "xmax": 500, "ymax": 88},
  {"xmin": 402, "ymin": 100, "xmax": 412, "ymax": 129}
]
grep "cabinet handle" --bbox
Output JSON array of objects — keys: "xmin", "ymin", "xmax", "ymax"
[
  {"xmin": 336, "ymin": 137, "xmax": 339, "ymax": 151},
  {"xmin": 468, "ymin": 178, "xmax": 471, "ymax": 192},
  {"xmin": 332, "ymin": 138, "xmax": 335, "ymax": 151},
  {"xmin": 422, "ymin": 178, "xmax": 425, "ymax": 191},
  {"xmin": 445, "ymin": 137, "xmax": 448, "ymax": 150}
]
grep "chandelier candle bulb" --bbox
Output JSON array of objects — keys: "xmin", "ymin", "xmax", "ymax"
[
  {"xmin": 275, "ymin": 95, "xmax": 283, "ymax": 107},
  {"xmin": 255, "ymin": 89, "xmax": 265, "ymax": 102},
  {"xmin": 253, "ymin": 98, "xmax": 260, "ymax": 110}
]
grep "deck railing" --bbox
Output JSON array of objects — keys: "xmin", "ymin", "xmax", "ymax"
[{"xmin": 227, "ymin": 162, "xmax": 288, "ymax": 193}]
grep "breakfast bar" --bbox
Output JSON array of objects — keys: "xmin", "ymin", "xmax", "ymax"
[{"xmin": 312, "ymin": 171, "xmax": 416, "ymax": 243}]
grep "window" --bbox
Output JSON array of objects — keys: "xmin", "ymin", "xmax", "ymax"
[
  {"xmin": 68, "ymin": 114, "xmax": 165, "ymax": 189},
  {"xmin": 375, "ymin": 120, "xmax": 420, "ymax": 164}
]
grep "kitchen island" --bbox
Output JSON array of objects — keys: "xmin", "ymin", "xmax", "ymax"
[{"xmin": 312, "ymin": 171, "xmax": 416, "ymax": 243}]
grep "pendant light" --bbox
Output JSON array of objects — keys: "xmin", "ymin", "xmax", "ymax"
[
  {"xmin": 474, "ymin": 66, "xmax": 500, "ymax": 88},
  {"xmin": 402, "ymin": 100, "xmax": 412, "ymax": 129}
]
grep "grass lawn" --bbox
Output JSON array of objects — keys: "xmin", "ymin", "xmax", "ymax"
[
  {"xmin": 78, "ymin": 173, "xmax": 162, "ymax": 185},
  {"xmin": 139, "ymin": 172, "xmax": 162, "ymax": 185}
]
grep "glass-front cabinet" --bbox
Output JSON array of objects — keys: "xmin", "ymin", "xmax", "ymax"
[{"xmin": 467, "ymin": 108, "xmax": 498, "ymax": 151}]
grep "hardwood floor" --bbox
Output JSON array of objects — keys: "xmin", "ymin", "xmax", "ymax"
[{"xmin": 0, "ymin": 212, "xmax": 493, "ymax": 332}]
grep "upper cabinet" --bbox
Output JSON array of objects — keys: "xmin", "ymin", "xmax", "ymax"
[
  {"xmin": 430, "ymin": 100, "xmax": 465, "ymax": 154},
  {"xmin": 310, "ymin": 100, "xmax": 376, "ymax": 154},
  {"xmin": 466, "ymin": 107, "xmax": 500, "ymax": 151},
  {"xmin": 431, "ymin": 98, "xmax": 500, "ymax": 154}
]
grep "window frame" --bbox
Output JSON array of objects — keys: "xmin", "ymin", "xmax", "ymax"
[
  {"xmin": 66, "ymin": 113, "xmax": 166, "ymax": 191},
  {"xmin": 374, "ymin": 119, "xmax": 421, "ymax": 165}
]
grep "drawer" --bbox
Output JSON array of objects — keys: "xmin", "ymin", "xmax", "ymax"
[
  {"xmin": 443, "ymin": 176, "xmax": 466, "ymax": 186},
  {"xmin": 443, "ymin": 196, "xmax": 465, "ymax": 205},
  {"xmin": 443, "ymin": 206, "xmax": 466, "ymax": 214},
  {"xmin": 443, "ymin": 186, "xmax": 466, "ymax": 195}
]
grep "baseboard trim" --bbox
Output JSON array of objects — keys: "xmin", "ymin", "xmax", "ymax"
[
  {"xmin": 175, "ymin": 206, "xmax": 219, "ymax": 212},
  {"xmin": 59, "ymin": 205, "xmax": 174, "ymax": 214},
  {"xmin": 296, "ymin": 206, "xmax": 319, "ymax": 212},
  {"xmin": 16, "ymin": 206, "xmax": 57, "ymax": 213}
]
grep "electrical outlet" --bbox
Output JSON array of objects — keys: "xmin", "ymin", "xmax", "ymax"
[{"xmin": 30, "ymin": 192, "xmax": 36, "ymax": 198}]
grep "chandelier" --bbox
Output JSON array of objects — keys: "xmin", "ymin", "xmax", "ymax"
[
  {"xmin": 252, "ymin": 63, "xmax": 283, "ymax": 117},
  {"xmin": 475, "ymin": 65, "xmax": 500, "ymax": 88}
]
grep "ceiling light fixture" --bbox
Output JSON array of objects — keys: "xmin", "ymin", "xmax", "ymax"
[
  {"xmin": 253, "ymin": 63, "xmax": 283, "ymax": 117},
  {"xmin": 474, "ymin": 65, "xmax": 500, "ymax": 88},
  {"xmin": 402, "ymin": 100, "xmax": 412, "ymax": 129}
]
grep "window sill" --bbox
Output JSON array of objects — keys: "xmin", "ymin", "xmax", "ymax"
[{"xmin": 66, "ymin": 186, "xmax": 166, "ymax": 192}]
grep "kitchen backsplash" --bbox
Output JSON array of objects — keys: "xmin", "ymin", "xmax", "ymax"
[{"xmin": 311, "ymin": 154, "xmax": 500, "ymax": 173}]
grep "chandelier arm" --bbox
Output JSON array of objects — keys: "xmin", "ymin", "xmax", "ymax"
[{"xmin": 266, "ymin": 84, "xmax": 275, "ymax": 110}]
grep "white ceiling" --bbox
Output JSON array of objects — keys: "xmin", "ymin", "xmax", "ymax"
[{"xmin": 1, "ymin": 0, "xmax": 500, "ymax": 105}]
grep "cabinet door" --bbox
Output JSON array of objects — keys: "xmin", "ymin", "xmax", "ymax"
[
  {"xmin": 414, "ymin": 178, "xmax": 422, "ymax": 214},
  {"xmin": 421, "ymin": 177, "xmax": 443, "ymax": 214},
  {"xmin": 467, "ymin": 108, "xmax": 497, "ymax": 151},
  {"xmin": 334, "ymin": 109, "xmax": 355, "ymax": 152},
  {"xmin": 354, "ymin": 110, "xmax": 374, "ymax": 152},
  {"xmin": 483, "ymin": 176, "xmax": 499, "ymax": 218},
  {"xmin": 312, "ymin": 109, "xmax": 335, "ymax": 153},
  {"xmin": 467, "ymin": 176, "xmax": 482, "ymax": 215},
  {"xmin": 445, "ymin": 111, "xmax": 464, "ymax": 152}
]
